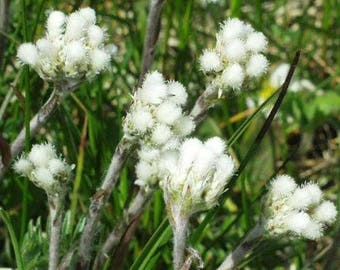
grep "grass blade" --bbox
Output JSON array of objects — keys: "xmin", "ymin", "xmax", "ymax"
[{"xmin": 0, "ymin": 208, "xmax": 24, "ymax": 270}]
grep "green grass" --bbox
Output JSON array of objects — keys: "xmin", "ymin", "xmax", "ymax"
[{"xmin": 0, "ymin": 0, "xmax": 339, "ymax": 269}]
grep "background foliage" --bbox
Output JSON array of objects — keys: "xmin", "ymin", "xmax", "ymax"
[{"xmin": 0, "ymin": 0, "xmax": 339, "ymax": 269}]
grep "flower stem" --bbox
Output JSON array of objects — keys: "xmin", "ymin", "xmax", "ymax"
[
  {"xmin": 173, "ymin": 216, "xmax": 189, "ymax": 270},
  {"xmin": 48, "ymin": 194, "xmax": 65, "ymax": 270},
  {"xmin": 217, "ymin": 222, "xmax": 264, "ymax": 270}
]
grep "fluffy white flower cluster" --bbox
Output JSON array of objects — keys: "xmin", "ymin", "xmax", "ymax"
[
  {"xmin": 161, "ymin": 137, "xmax": 235, "ymax": 216},
  {"xmin": 13, "ymin": 143, "xmax": 74, "ymax": 195},
  {"xmin": 199, "ymin": 18, "xmax": 269, "ymax": 92},
  {"xmin": 17, "ymin": 7, "xmax": 111, "ymax": 82},
  {"xmin": 123, "ymin": 71, "xmax": 195, "ymax": 189},
  {"xmin": 263, "ymin": 175, "xmax": 337, "ymax": 240}
]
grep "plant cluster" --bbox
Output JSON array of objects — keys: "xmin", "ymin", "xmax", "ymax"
[{"xmin": 0, "ymin": 2, "xmax": 337, "ymax": 270}]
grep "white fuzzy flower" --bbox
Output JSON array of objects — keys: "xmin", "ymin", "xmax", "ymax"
[
  {"xmin": 88, "ymin": 25, "xmax": 105, "ymax": 47},
  {"xmin": 18, "ymin": 7, "xmax": 111, "ymax": 82},
  {"xmin": 46, "ymin": 11, "xmax": 66, "ymax": 39},
  {"xmin": 246, "ymin": 54, "xmax": 268, "ymax": 77},
  {"xmin": 64, "ymin": 41, "xmax": 86, "ymax": 64},
  {"xmin": 303, "ymin": 183, "xmax": 322, "ymax": 205},
  {"xmin": 288, "ymin": 183, "xmax": 322, "ymax": 209},
  {"xmin": 199, "ymin": 18, "xmax": 269, "ymax": 94},
  {"xmin": 178, "ymin": 138, "xmax": 203, "ymax": 171},
  {"xmin": 223, "ymin": 39, "xmax": 246, "ymax": 61},
  {"xmin": 302, "ymin": 220, "xmax": 323, "ymax": 240},
  {"xmin": 199, "ymin": 50, "xmax": 222, "ymax": 72},
  {"xmin": 284, "ymin": 211, "xmax": 311, "ymax": 235},
  {"xmin": 14, "ymin": 143, "xmax": 73, "ymax": 195},
  {"xmin": 36, "ymin": 39, "xmax": 58, "ymax": 58},
  {"xmin": 13, "ymin": 157, "xmax": 33, "ymax": 176},
  {"xmin": 138, "ymin": 72, "xmax": 168, "ymax": 105},
  {"xmin": 28, "ymin": 143, "xmax": 56, "ymax": 167},
  {"xmin": 313, "ymin": 201, "xmax": 337, "ymax": 224},
  {"xmin": 79, "ymin": 7, "xmax": 96, "ymax": 26},
  {"xmin": 173, "ymin": 116, "xmax": 195, "ymax": 137},
  {"xmin": 155, "ymin": 102, "xmax": 182, "ymax": 125},
  {"xmin": 138, "ymin": 147, "xmax": 160, "ymax": 162},
  {"xmin": 65, "ymin": 12, "xmax": 87, "ymax": 41},
  {"xmin": 221, "ymin": 63, "xmax": 244, "ymax": 89},
  {"xmin": 167, "ymin": 81, "xmax": 188, "ymax": 105},
  {"xmin": 270, "ymin": 175, "xmax": 297, "ymax": 199},
  {"xmin": 245, "ymin": 32, "xmax": 267, "ymax": 53},
  {"xmin": 17, "ymin": 43, "xmax": 39, "ymax": 66},
  {"xmin": 130, "ymin": 107, "xmax": 154, "ymax": 133},
  {"xmin": 162, "ymin": 137, "xmax": 235, "ymax": 215},
  {"xmin": 151, "ymin": 124, "xmax": 172, "ymax": 145},
  {"xmin": 205, "ymin": 137, "xmax": 226, "ymax": 156},
  {"xmin": 135, "ymin": 160, "xmax": 157, "ymax": 182},
  {"xmin": 220, "ymin": 18, "xmax": 247, "ymax": 42},
  {"xmin": 90, "ymin": 49, "xmax": 110, "ymax": 73},
  {"xmin": 48, "ymin": 159, "xmax": 67, "ymax": 176},
  {"xmin": 33, "ymin": 167, "xmax": 55, "ymax": 190},
  {"xmin": 263, "ymin": 175, "xmax": 336, "ymax": 240}
]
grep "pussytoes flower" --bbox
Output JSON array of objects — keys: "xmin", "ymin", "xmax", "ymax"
[
  {"xmin": 262, "ymin": 175, "xmax": 337, "ymax": 240},
  {"xmin": 14, "ymin": 143, "xmax": 74, "ymax": 195},
  {"xmin": 199, "ymin": 18, "xmax": 269, "ymax": 93},
  {"xmin": 161, "ymin": 137, "xmax": 235, "ymax": 218},
  {"xmin": 123, "ymin": 71, "xmax": 196, "ymax": 190},
  {"xmin": 17, "ymin": 7, "xmax": 112, "ymax": 83}
]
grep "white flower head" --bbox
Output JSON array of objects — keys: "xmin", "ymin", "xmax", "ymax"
[
  {"xmin": 246, "ymin": 54, "xmax": 268, "ymax": 78},
  {"xmin": 17, "ymin": 7, "xmax": 112, "ymax": 82},
  {"xmin": 17, "ymin": 43, "xmax": 39, "ymax": 66},
  {"xmin": 161, "ymin": 137, "xmax": 235, "ymax": 216},
  {"xmin": 313, "ymin": 201, "xmax": 337, "ymax": 224},
  {"xmin": 90, "ymin": 49, "xmax": 111, "ymax": 73},
  {"xmin": 199, "ymin": 50, "xmax": 222, "ymax": 72},
  {"xmin": 155, "ymin": 102, "xmax": 182, "ymax": 125},
  {"xmin": 270, "ymin": 174, "xmax": 297, "ymax": 199},
  {"xmin": 167, "ymin": 81, "xmax": 188, "ymax": 105},
  {"xmin": 124, "ymin": 71, "xmax": 195, "ymax": 144},
  {"xmin": 221, "ymin": 63, "xmax": 244, "ymax": 90},
  {"xmin": 28, "ymin": 143, "xmax": 57, "ymax": 167},
  {"xmin": 14, "ymin": 142, "xmax": 74, "ymax": 195},
  {"xmin": 245, "ymin": 32, "xmax": 267, "ymax": 53},
  {"xmin": 13, "ymin": 157, "xmax": 33, "ymax": 177},
  {"xmin": 263, "ymin": 175, "xmax": 337, "ymax": 240},
  {"xmin": 199, "ymin": 18, "xmax": 269, "ymax": 95}
]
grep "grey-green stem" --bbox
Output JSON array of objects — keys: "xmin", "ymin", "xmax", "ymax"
[
  {"xmin": 0, "ymin": 80, "xmax": 80, "ymax": 180},
  {"xmin": 77, "ymin": 138, "xmax": 136, "ymax": 268},
  {"xmin": 217, "ymin": 222, "xmax": 265, "ymax": 270},
  {"xmin": 48, "ymin": 193, "xmax": 65, "ymax": 270},
  {"xmin": 92, "ymin": 188, "xmax": 152, "ymax": 269},
  {"xmin": 172, "ymin": 212, "xmax": 189, "ymax": 270}
]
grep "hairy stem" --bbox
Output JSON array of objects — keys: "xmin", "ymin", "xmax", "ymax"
[
  {"xmin": 217, "ymin": 222, "xmax": 264, "ymax": 270},
  {"xmin": 93, "ymin": 189, "xmax": 152, "ymax": 269},
  {"xmin": 48, "ymin": 194, "xmax": 65, "ymax": 270},
  {"xmin": 138, "ymin": 0, "xmax": 165, "ymax": 86},
  {"xmin": 77, "ymin": 138, "xmax": 136, "ymax": 268},
  {"xmin": 0, "ymin": 80, "xmax": 80, "ymax": 179},
  {"xmin": 173, "ymin": 216, "xmax": 189, "ymax": 270}
]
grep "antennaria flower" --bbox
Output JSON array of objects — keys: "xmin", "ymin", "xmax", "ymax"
[
  {"xmin": 13, "ymin": 143, "xmax": 74, "ymax": 195},
  {"xmin": 262, "ymin": 175, "xmax": 337, "ymax": 240},
  {"xmin": 123, "ymin": 71, "xmax": 196, "ymax": 190},
  {"xmin": 161, "ymin": 137, "xmax": 235, "ymax": 270},
  {"xmin": 161, "ymin": 137, "xmax": 235, "ymax": 217},
  {"xmin": 199, "ymin": 18, "xmax": 269, "ymax": 93},
  {"xmin": 17, "ymin": 7, "xmax": 113, "ymax": 83}
]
